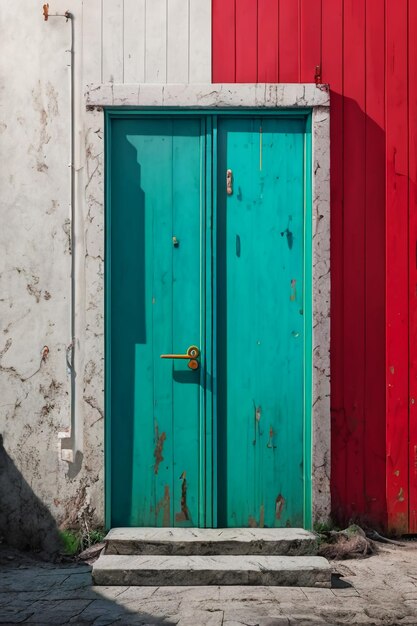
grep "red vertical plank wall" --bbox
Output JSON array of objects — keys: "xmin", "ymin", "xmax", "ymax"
[
  {"xmin": 409, "ymin": 1, "xmax": 417, "ymax": 534},
  {"xmin": 258, "ymin": 0, "xmax": 279, "ymax": 82},
  {"xmin": 212, "ymin": 0, "xmax": 416, "ymax": 532},
  {"xmin": 278, "ymin": 0, "xmax": 300, "ymax": 81},
  {"xmin": 343, "ymin": 0, "xmax": 367, "ymax": 519},
  {"xmin": 236, "ymin": 0, "xmax": 258, "ymax": 82},
  {"xmin": 213, "ymin": 0, "xmax": 235, "ymax": 82},
  {"xmin": 386, "ymin": 0, "xmax": 409, "ymax": 534},
  {"xmin": 364, "ymin": 0, "xmax": 387, "ymax": 526}
]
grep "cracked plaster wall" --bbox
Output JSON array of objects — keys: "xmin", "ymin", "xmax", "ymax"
[{"xmin": 0, "ymin": 1, "xmax": 104, "ymax": 550}]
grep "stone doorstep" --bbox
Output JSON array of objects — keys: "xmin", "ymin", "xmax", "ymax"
[
  {"xmin": 92, "ymin": 555, "xmax": 331, "ymax": 587},
  {"xmin": 104, "ymin": 528, "xmax": 319, "ymax": 556}
]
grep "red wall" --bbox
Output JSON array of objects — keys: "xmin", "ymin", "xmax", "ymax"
[{"xmin": 213, "ymin": 0, "xmax": 417, "ymax": 533}]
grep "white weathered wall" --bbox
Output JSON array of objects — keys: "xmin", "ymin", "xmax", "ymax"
[
  {"xmin": 84, "ymin": 0, "xmax": 211, "ymax": 85},
  {"xmin": 0, "ymin": 1, "xmax": 83, "ymax": 552},
  {"xmin": 0, "ymin": 0, "xmax": 211, "ymax": 551}
]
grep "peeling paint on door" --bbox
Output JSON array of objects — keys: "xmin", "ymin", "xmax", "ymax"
[
  {"xmin": 153, "ymin": 425, "xmax": 166, "ymax": 475},
  {"xmin": 175, "ymin": 471, "xmax": 191, "ymax": 523},
  {"xmin": 155, "ymin": 485, "xmax": 170, "ymax": 527},
  {"xmin": 275, "ymin": 494, "xmax": 285, "ymax": 520}
]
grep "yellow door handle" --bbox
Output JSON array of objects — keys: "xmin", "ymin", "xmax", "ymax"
[{"xmin": 160, "ymin": 345, "xmax": 200, "ymax": 370}]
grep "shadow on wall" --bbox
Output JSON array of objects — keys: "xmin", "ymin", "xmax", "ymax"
[
  {"xmin": 330, "ymin": 92, "xmax": 387, "ymax": 530},
  {"xmin": 0, "ymin": 431, "xmax": 176, "ymax": 623},
  {"xmin": 0, "ymin": 433, "xmax": 61, "ymax": 557},
  {"xmin": 0, "ymin": 438, "xmax": 176, "ymax": 623}
]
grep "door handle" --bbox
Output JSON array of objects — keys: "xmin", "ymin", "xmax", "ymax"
[{"xmin": 160, "ymin": 345, "xmax": 200, "ymax": 370}]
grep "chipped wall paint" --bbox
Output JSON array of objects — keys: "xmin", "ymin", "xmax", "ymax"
[
  {"xmin": 0, "ymin": 0, "xmax": 105, "ymax": 551},
  {"xmin": 0, "ymin": 0, "xmax": 330, "ymax": 547}
]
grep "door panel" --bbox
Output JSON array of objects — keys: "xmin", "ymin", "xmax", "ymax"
[
  {"xmin": 109, "ymin": 118, "xmax": 204, "ymax": 527},
  {"xmin": 107, "ymin": 114, "xmax": 309, "ymax": 529},
  {"xmin": 216, "ymin": 117, "xmax": 306, "ymax": 528}
]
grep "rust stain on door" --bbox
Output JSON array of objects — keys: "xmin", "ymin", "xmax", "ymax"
[
  {"xmin": 153, "ymin": 425, "xmax": 166, "ymax": 474},
  {"xmin": 275, "ymin": 494, "xmax": 285, "ymax": 520},
  {"xmin": 253, "ymin": 402, "xmax": 262, "ymax": 445},
  {"xmin": 175, "ymin": 471, "xmax": 191, "ymax": 522},
  {"xmin": 259, "ymin": 504, "xmax": 265, "ymax": 528},
  {"xmin": 267, "ymin": 426, "xmax": 276, "ymax": 449},
  {"xmin": 290, "ymin": 279, "xmax": 297, "ymax": 301},
  {"xmin": 155, "ymin": 485, "xmax": 170, "ymax": 527},
  {"xmin": 248, "ymin": 504, "xmax": 265, "ymax": 528}
]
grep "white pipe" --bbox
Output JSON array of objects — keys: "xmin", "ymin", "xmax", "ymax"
[{"xmin": 45, "ymin": 9, "xmax": 82, "ymax": 467}]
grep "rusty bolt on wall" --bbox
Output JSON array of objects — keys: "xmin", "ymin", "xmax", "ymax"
[{"xmin": 43, "ymin": 4, "xmax": 71, "ymax": 22}]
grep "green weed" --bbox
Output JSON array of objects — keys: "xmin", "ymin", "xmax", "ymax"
[{"xmin": 59, "ymin": 527, "xmax": 106, "ymax": 556}]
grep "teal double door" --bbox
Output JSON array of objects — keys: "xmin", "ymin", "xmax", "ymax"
[{"xmin": 106, "ymin": 112, "xmax": 312, "ymax": 529}]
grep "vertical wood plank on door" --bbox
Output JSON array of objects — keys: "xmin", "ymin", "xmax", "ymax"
[
  {"xmin": 150, "ymin": 123, "xmax": 175, "ymax": 525},
  {"xmin": 321, "ymin": 0, "xmax": 344, "ymax": 522},
  {"xmin": 124, "ymin": 0, "xmax": 145, "ymax": 83},
  {"xmin": 235, "ymin": 0, "xmax": 258, "ymax": 82},
  {"xmin": 212, "ymin": 0, "xmax": 235, "ymax": 82},
  {"xmin": 171, "ymin": 119, "xmax": 203, "ymax": 526},
  {"xmin": 216, "ymin": 118, "xmax": 306, "ymax": 528},
  {"xmin": 300, "ymin": 0, "xmax": 321, "ymax": 83},
  {"xmin": 189, "ymin": 0, "xmax": 212, "ymax": 83},
  {"xmin": 145, "ymin": 0, "xmax": 167, "ymax": 83},
  {"xmin": 102, "ymin": 0, "xmax": 124, "ymax": 83},
  {"xmin": 110, "ymin": 119, "xmax": 155, "ymax": 526},
  {"xmin": 257, "ymin": 0, "xmax": 279, "ymax": 82},
  {"xmin": 82, "ymin": 0, "xmax": 102, "ymax": 85},
  {"xmin": 167, "ymin": 0, "xmax": 189, "ymax": 83},
  {"xmin": 409, "ymin": 0, "xmax": 417, "ymax": 534},
  {"xmin": 278, "ymin": 0, "xmax": 300, "ymax": 82},
  {"xmin": 343, "ymin": 0, "xmax": 366, "ymax": 518},
  {"xmin": 364, "ymin": 0, "xmax": 387, "ymax": 525},
  {"xmin": 386, "ymin": 0, "xmax": 409, "ymax": 534}
]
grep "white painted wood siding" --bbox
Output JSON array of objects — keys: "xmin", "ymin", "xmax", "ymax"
[{"xmin": 83, "ymin": 0, "xmax": 211, "ymax": 85}]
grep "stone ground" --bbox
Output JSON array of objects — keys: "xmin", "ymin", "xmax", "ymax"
[{"xmin": 0, "ymin": 541, "xmax": 417, "ymax": 625}]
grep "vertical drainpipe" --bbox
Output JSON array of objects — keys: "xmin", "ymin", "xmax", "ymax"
[
  {"xmin": 68, "ymin": 10, "xmax": 80, "ymax": 468},
  {"xmin": 44, "ymin": 6, "xmax": 83, "ymax": 470}
]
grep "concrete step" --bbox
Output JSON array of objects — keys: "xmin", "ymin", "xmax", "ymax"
[
  {"xmin": 104, "ymin": 527, "xmax": 319, "ymax": 556},
  {"xmin": 92, "ymin": 554, "xmax": 331, "ymax": 587}
]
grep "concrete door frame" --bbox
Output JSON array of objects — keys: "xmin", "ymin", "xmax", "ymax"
[{"xmin": 82, "ymin": 82, "xmax": 330, "ymax": 525}]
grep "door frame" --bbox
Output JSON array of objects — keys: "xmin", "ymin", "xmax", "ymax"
[{"xmin": 94, "ymin": 83, "xmax": 330, "ymax": 530}]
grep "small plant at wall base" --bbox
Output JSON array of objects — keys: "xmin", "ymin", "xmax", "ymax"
[
  {"xmin": 313, "ymin": 519, "xmax": 341, "ymax": 534},
  {"xmin": 316, "ymin": 524, "xmax": 377, "ymax": 560},
  {"xmin": 59, "ymin": 528, "xmax": 105, "ymax": 556},
  {"xmin": 59, "ymin": 530, "xmax": 80, "ymax": 556}
]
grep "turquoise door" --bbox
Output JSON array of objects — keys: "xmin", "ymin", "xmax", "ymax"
[
  {"xmin": 216, "ymin": 118, "xmax": 308, "ymax": 528},
  {"xmin": 106, "ymin": 114, "xmax": 311, "ymax": 529},
  {"xmin": 108, "ymin": 118, "xmax": 205, "ymax": 527}
]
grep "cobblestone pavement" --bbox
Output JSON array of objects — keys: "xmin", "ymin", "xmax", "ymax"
[{"xmin": 0, "ymin": 542, "xmax": 417, "ymax": 625}]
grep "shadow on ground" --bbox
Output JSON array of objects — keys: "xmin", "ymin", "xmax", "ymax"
[
  {"xmin": 331, "ymin": 573, "xmax": 353, "ymax": 589},
  {"xmin": 0, "ymin": 550, "xmax": 177, "ymax": 625}
]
